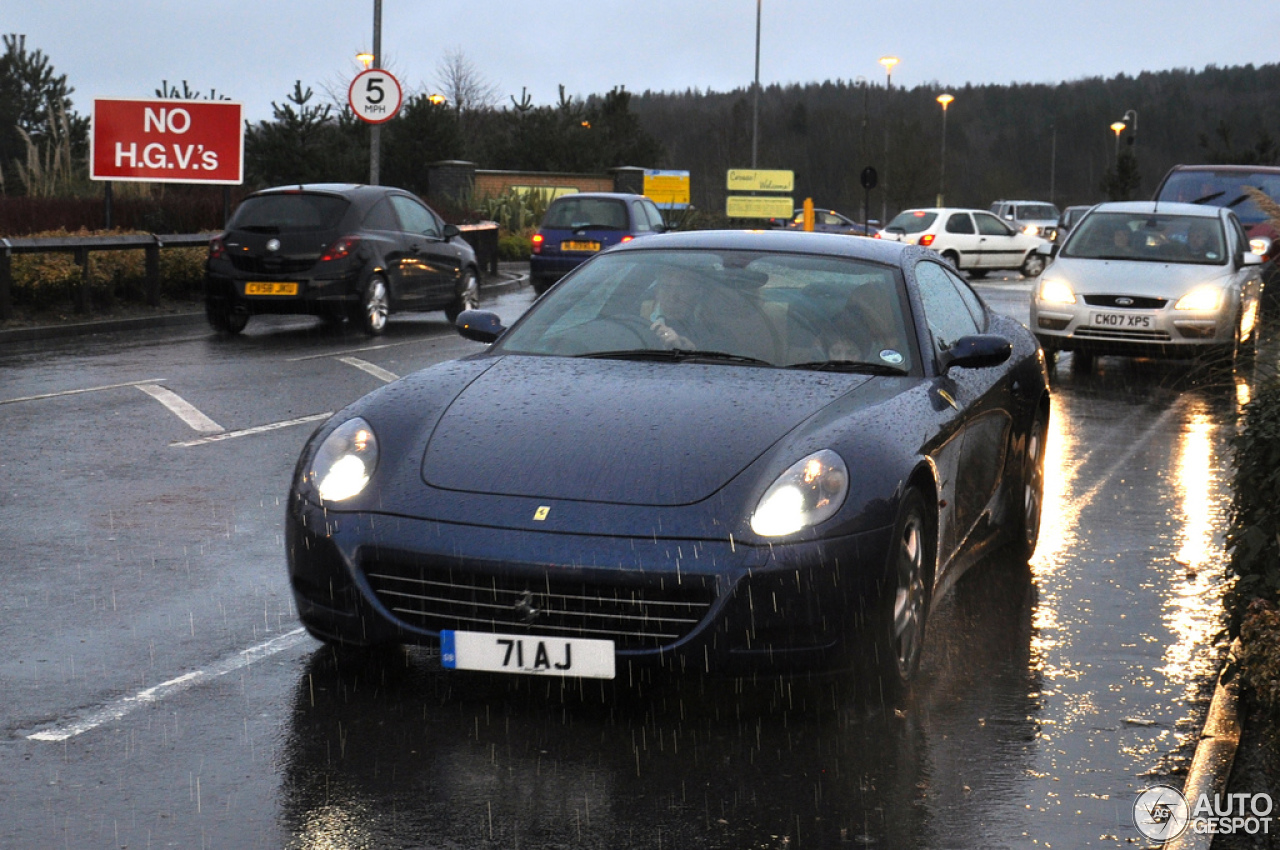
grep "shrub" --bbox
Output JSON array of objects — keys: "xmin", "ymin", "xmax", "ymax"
[
  {"xmin": 498, "ymin": 231, "xmax": 532, "ymax": 260},
  {"xmin": 8, "ymin": 229, "xmax": 208, "ymax": 312},
  {"xmin": 1238, "ymin": 599, "xmax": 1280, "ymax": 715},
  {"xmin": 1226, "ymin": 380, "xmax": 1280, "ymax": 617}
]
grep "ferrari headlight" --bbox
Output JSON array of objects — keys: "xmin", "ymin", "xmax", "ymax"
[
  {"xmin": 309, "ymin": 418, "xmax": 379, "ymax": 502},
  {"xmin": 1038, "ymin": 278, "xmax": 1076, "ymax": 305},
  {"xmin": 1174, "ymin": 285, "xmax": 1223, "ymax": 311},
  {"xmin": 750, "ymin": 449, "xmax": 849, "ymax": 537}
]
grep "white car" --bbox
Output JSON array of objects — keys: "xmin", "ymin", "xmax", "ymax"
[
  {"xmin": 877, "ymin": 208, "xmax": 1050, "ymax": 278},
  {"xmin": 1030, "ymin": 201, "xmax": 1265, "ymax": 368}
]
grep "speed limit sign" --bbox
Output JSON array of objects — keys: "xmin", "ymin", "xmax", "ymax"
[{"xmin": 348, "ymin": 68, "xmax": 403, "ymax": 124}]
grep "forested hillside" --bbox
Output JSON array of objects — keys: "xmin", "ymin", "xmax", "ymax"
[{"xmin": 630, "ymin": 63, "xmax": 1280, "ymax": 221}]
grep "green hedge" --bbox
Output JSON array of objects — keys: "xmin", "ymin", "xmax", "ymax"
[
  {"xmin": 1227, "ymin": 380, "xmax": 1280, "ymax": 614},
  {"xmin": 8, "ymin": 230, "xmax": 206, "ymax": 312}
]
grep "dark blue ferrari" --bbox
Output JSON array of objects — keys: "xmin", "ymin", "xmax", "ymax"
[{"xmin": 286, "ymin": 230, "xmax": 1050, "ymax": 696}]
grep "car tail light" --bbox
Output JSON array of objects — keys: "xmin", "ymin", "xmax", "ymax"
[
  {"xmin": 620, "ymin": 235, "xmax": 634, "ymax": 243},
  {"xmin": 531, "ymin": 233, "xmax": 544, "ymax": 254},
  {"xmin": 208, "ymin": 234, "xmax": 227, "ymax": 260},
  {"xmin": 320, "ymin": 235, "xmax": 362, "ymax": 262},
  {"xmin": 873, "ymin": 232, "xmax": 882, "ymax": 239},
  {"xmin": 919, "ymin": 234, "xmax": 935, "ymax": 246}
]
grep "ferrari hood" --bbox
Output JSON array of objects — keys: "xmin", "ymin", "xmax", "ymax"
[{"xmin": 421, "ymin": 355, "xmax": 865, "ymax": 506}]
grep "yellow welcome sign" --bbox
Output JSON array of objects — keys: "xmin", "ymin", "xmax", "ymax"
[{"xmin": 726, "ymin": 169, "xmax": 795, "ymax": 192}]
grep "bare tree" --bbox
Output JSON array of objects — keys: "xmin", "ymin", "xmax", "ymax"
[{"xmin": 434, "ymin": 48, "xmax": 499, "ymax": 114}]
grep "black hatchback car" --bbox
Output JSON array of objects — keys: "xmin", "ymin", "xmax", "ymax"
[{"xmin": 205, "ymin": 184, "xmax": 481, "ymax": 335}]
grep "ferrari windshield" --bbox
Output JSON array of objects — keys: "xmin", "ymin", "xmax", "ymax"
[
  {"xmin": 1061, "ymin": 211, "xmax": 1227, "ymax": 265},
  {"xmin": 495, "ymin": 249, "xmax": 916, "ymax": 372}
]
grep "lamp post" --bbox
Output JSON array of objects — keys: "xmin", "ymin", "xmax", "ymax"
[
  {"xmin": 1110, "ymin": 121, "xmax": 1126, "ymax": 161},
  {"xmin": 879, "ymin": 56, "xmax": 899, "ymax": 225},
  {"xmin": 368, "ymin": 0, "xmax": 383, "ymax": 185},
  {"xmin": 857, "ymin": 75, "xmax": 869, "ymax": 226},
  {"xmin": 936, "ymin": 93, "xmax": 954, "ymax": 207},
  {"xmin": 1122, "ymin": 109, "xmax": 1138, "ymax": 152},
  {"xmin": 751, "ymin": 0, "xmax": 761, "ymax": 168}
]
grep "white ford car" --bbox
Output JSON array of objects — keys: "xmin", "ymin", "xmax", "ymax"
[
  {"xmin": 1029, "ymin": 201, "xmax": 1266, "ymax": 369},
  {"xmin": 877, "ymin": 208, "xmax": 1050, "ymax": 278}
]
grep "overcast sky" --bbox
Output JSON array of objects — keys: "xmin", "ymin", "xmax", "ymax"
[{"xmin": 11, "ymin": 1, "xmax": 1280, "ymax": 125}]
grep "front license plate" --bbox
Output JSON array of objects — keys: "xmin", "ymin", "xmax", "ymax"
[
  {"xmin": 1090, "ymin": 311, "xmax": 1152, "ymax": 329},
  {"xmin": 441, "ymin": 630, "xmax": 615, "ymax": 679},
  {"xmin": 560, "ymin": 240, "xmax": 601, "ymax": 252},
  {"xmin": 244, "ymin": 281, "xmax": 299, "ymax": 296}
]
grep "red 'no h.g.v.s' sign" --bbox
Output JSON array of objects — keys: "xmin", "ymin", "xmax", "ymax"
[{"xmin": 91, "ymin": 98, "xmax": 243, "ymax": 184}]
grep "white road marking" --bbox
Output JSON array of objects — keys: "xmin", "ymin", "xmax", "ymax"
[
  {"xmin": 287, "ymin": 340, "xmax": 416, "ymax": 361},
  {"xmin": 26, "ymin": 628, "xmax": 310, "ymax": 742},
  {"xmin": 172, "ymin": 412, "xmax": 333, "ymax": 447},
  {"xmin": 136, "ymin": 383, "xmax": 223, "ymax": 432},
  {"xmin": 0, "ymin": 378, "xmax": 167, "ymax": 406},
  {"xmin": 338, "ymin": 356, "xmax": 399, "ymax": 383}
]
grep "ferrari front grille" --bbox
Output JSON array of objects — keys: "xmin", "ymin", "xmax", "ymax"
[{"xmin": 364, "ymin": 560, "xmax": 716, "ymax": 651}]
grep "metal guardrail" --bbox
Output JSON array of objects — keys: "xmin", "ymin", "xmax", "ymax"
[
  {"xmin": 0, "ymin": 223, "xmax": 501, "ymax": 322},
  {"xmin": 0, "ymin": 233, "xmax": 212, "ymax": 321}
]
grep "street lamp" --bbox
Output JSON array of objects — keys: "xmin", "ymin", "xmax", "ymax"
[
  {"xmin": 879, "ymin": 56, "xmax": 899, "ymax": 225},
  {"xmin": 1110, "ymin": 121, "xmax": 1126, "ymax": 160},
  {"xmin": 356, "ymin": 52, "xmax": 374, "ymax": 70},
  {"xmin": 936, "ymin": 93, "xmax": 954, "ymax": 207}
]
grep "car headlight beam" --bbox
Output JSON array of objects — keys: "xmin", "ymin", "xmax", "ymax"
[
  {"xmin": 1174, "ymin": 285, "xmax": 1223, "ymax": 312},
  {"xmin": 309, "ymin": 417, "xmax": 379, "ymax": 502},
  {"xmin": 750, "ymin": 449, "xmax": 849, "ymax": 537},
  {"xmin": 1038, "ymin": 278, "xmax": 1076, "ymax": 305}
]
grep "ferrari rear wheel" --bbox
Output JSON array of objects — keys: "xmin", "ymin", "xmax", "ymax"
[
  {"xmin": 1013, "ymin": 412, "xmax": 1047, "ymax": 562},
  {"xmin": 868, "ymin": 488, "xmax": 934, "ymax": 701}
]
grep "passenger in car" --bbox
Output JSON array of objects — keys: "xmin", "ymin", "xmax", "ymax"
[{"xmin": 827, "ymin": 281, "xmax": 905, "ymax": 363}]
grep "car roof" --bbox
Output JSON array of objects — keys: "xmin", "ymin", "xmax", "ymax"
[
  {"xmin": 252, "ymin": 183, "xmax": 411, "ymax": 202},
  {"xmin": 606, "ymin": 228, "xmax": 920, "ymax": 264},
  {"xmin": 1087, "ymin": 200, "xmax": 1226, "ymax": 219},
  {"xmin": 550, "ymin": 192, "xmax": 651, "ymax": 202},
  {"xmin": 1164, "ymin": 163, "xmax": 1280, "ymax": 175}
]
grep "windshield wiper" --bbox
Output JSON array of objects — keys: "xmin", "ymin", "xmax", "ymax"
[
  {"xmin": 241, "ymin": 225, "xmax": 282, "ymax": 234},
  {"xmin": 571, "ymin": 223, "xmax": 624, "ymax": 232},
  {"xmin": 579, "ymin": 349, "xmax": 771, "ymax": 366},
  {"xmin": 786, "ymin": 359, "xmax": 908, "ymax": 375},
  {"xmin": 1190, "ymin": 191, "xmax": 1225, "ymax": 205}
]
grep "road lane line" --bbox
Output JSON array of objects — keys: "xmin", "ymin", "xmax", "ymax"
[
  {"xmin": 136, "ymin": 383, "xmax": 223, "ymax": 432},
  {"xmin": 0, "ymin": 378, "xmax": 168, "ymax": 406},
  {"xmin": 287, "ymin": 340, "xmax": 418, "ymax": 361},
  {"xmin": 338, "ymin": 356, "xmax": 399, "ymax": 383},
  {"xmin": 172, "ymin": 412, "xmax": 333, "ymax": 447},
  {"xmin": 26, "ymin": 628, "xmax": 309, "ymax": 742}
]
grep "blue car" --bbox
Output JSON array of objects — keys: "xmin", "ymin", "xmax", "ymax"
[
  {"xmin": 529, "ymin": 192, "xmax": 667, "ymax": 293},
  {"xmin": 287, "ymin": 230, "xmax": 1049, "ymax": 699}
]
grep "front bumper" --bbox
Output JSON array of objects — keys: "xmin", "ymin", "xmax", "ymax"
[
  {"xmin": 286, "ymin": 498, "xmax": 895, "ymax": 676},
  {"xmin": 1031, "ymin": 300, "xmax": 1238, "ymax": 356}
]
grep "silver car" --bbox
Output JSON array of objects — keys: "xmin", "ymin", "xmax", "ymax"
[{"xmin": 1030, "ymin": 201, "xmax": 1265, "ymax": 368}]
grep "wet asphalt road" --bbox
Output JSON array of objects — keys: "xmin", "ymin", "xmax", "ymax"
[{"xmin": 1, "ymin": 273, "xmax": 1273, "ymax": 848}]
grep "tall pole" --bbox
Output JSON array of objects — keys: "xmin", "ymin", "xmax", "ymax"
[
  {"xmin": 879, "ymin": 56, "xmax": 899, "ymax": 226},
  {"xmin": 751, "ymin": 0, "xmax": 761, "ymax": 168},
  {"xmin": 369, "ymin": 0, "xmax": 382, "ymax": 185},
  {"xmin": 1049, "ymin": 123, "xmax": 1057, "ymax": 204},
  {"xmin": 936, "ymin": 93, "xmax": 953, "ymax": 207}
]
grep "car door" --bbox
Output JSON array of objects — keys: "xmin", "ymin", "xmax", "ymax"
[
  {"xmin": 912, "ymin": 260, "xmax": 1013, "ymax": 562},
  {"xmin": 973, "ymin": 211, "xmax": 1024, "ymax": 270},
  {"xmin": 390, "ymin": 194, "xmax": 461, "ymax": 306},
  {"xmin": 939, "ymin": 211, "xmax": 981, "ymax": 268}
]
